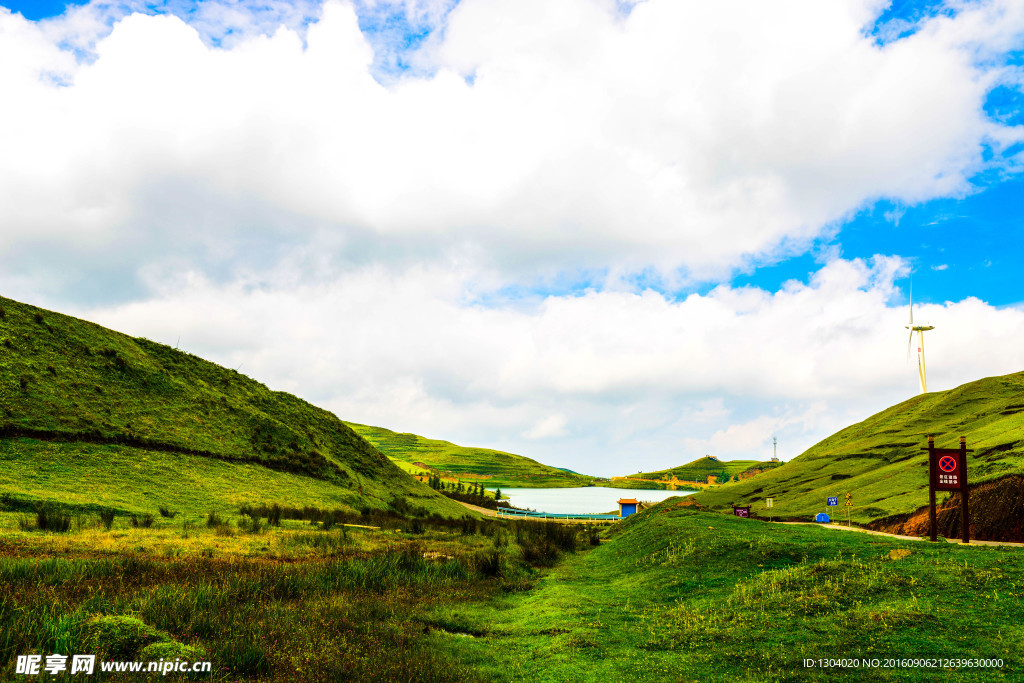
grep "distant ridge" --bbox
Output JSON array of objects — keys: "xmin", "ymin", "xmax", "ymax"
[
  {"xmin": 0, "ymin": 295, "xmax": 467, "ymax": 516},
  {"xmin": 631, "ymin": 456, "xmax": 770, "ymax": 484},
  {"xmin": 344, "ymin": 422, "xmax": 597, "ymax": 488}
]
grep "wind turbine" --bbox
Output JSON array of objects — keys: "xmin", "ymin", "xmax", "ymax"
[{"xmin": 905, "ymin": 277, "xmax": 935, "ymax": 394}]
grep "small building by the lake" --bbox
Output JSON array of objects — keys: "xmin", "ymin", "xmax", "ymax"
[{"xmin": 618, "ymin": 499, "xmax": 639, "ymax": 517}]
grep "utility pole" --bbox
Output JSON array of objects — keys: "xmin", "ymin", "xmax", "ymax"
[{"xmin": 772, "ymin": 436, "xmax": 778, "ymax": 463}]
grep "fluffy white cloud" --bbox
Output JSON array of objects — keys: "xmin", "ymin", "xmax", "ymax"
[
  {"xmin": 1, "ymin": 0, "xmax": 1022, "ymax": 281},
  {"xmin": 70, "ymin": 256, "xmax": 1024, "ymax": 475},
  {"xmin": 3, "ymin": 0, "xmax": 1024, "ymax": 476}
]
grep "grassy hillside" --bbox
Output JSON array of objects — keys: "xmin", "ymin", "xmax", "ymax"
[
  {"xmin": 0, "ymin": 295, "xmax": 467, "ymax": 517},
  {"xmin": 344, "ymin": 422, "xmax": 597, "ymax": 488},
  {"xmin": 633, "ymin": 456, "xmax": 769, "ymax": 482},
  {"xmin": 694, "ymin": 371, "xmax": 1024, "ymax": 525},
  {"xmin": 443, "ymin": 500, "xmax": 1022, "ymax": 681}
]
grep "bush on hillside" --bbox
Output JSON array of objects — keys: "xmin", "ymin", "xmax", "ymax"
[
  {"xmin": 36, "ymin": 504, "xmax": 72, "ymax": 532},
  {"xmin": 99, "ymin": 509, "xmax": 116, "ymax": 530},
  {"xmin": 130, "ymin": 514, "xmax": 154, "ymax": 528}
]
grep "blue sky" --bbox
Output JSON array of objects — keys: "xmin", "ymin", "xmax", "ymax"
[{"xmin": 1, "ymin": 0, "xmax": 1022, "ymax": 474}]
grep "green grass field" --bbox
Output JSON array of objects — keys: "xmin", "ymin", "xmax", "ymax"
[
  {"xmin": 0, "ymin": 295, "xmax": 466, "ymax": 518},
  {"xmin": 345, "ymin": 422, "xmax": 598, "ymax": 488},
  {"xmin": 439, "ymin": 500, "xmax": 1023, "ymax": 682},
  {"xmin": 693, "ymin": 371, "xmax": 1024, "ymax": 525},
  {"xmin": 0, "ymin": 505, "xmax": 600, "ymax": 682}
]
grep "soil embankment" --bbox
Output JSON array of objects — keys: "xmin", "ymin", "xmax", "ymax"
[{"xmin": 867, "ymin": 474, "xmax": 1024, "ymax": 542}]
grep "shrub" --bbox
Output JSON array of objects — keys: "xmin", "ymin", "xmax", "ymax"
[
  {"xmin": 158, "ymin": 506, "xmax": 177, "ymax": 519},
  {"xmin": 130, "ymin": 514, "xmax": 154, "ymax": 528},
  {"xmin": 214, "ymin": 522, "xmax": 235, "ymax": 537},
  {"xmin": 206, "ymin": 511, "xmax": 224, "ymax": 527},
  {"xmin": 267, "ymin": 504, "xmax": 282, "ymax": 526},
  {"xmin": 36, "ymin": 504, "xmax": 72, "ymax": 532},
  {"xmin": 181, "ymin": 520, "xmax": 196, "ymax": 539},
  {"xmin": 16, "ymin": 513, "xmax": 36, "ymax": 531},
  {"xmin": 410, "ymin": 518, "xmax": 425, "ymax": 535},
  {"xmin": 99, "ymin": 510, "xmax": 116, "ymax": 530},
  {"xmin": 238, "ymin": 516, "xmax": 265, "ymax": 534},
  {"xmin": 475, "ymin": 550, "xmax": 503, "ymax": 578},
  {"xmin": 85, "ymin": 615, "xmax": 169, "ymax": 659}
]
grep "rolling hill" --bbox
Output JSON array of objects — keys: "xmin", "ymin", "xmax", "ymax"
[
  {"xmin": 343, "ymin": 422, "xmax": 597, "ymax": 488},
  {"xmin": 631, "ymin": 456, "xmax": 774, "ymax": 483},
  {"xmin": 0, "ymin": 295, "xmax": 467, "ymax": 517},
  {"xmin": 693, "ymin": 371, "xmax": 1024, "ymax": 529}
]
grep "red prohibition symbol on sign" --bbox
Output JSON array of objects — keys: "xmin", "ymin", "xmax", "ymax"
[{"xmin": 939, "ymin": 455, "xmax": 957, "ymax": 473}]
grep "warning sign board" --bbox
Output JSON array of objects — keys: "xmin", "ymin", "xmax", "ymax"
[
  {"xmin": 733, "ymin": 506, "xmax": 750, "ymax": 518},
  {"xmin": 765, "ymin": 498, "xmax": 774, "ymax": 509},
  {"xmin": 933, "ymin": 448, "xmax": 964, "ymax": 491}
]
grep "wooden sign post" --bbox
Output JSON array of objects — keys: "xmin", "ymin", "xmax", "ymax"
[{"xmin": 923, "ymin": 435, "xmax": 971, "ymax": 543}]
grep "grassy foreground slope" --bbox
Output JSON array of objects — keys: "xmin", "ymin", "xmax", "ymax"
[
  {"xmin": 0, "ymin": 295, "xmax": 466, "ymax": 517},
  {"xmin": 344, "ymin": 422, "xmax": 597, "ymax": 488},
  {"xmin": 443, "ymin": 500, "xmax": 1022, "ymax": 682},
  {"xmin": 694, "ymin": 371, "xmax": 1024, "ymax": 525}
]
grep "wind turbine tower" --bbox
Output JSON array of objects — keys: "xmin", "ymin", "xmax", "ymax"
[{"xmin": 906, "ymin": 277, "xmax": 935, "ymax": 394}]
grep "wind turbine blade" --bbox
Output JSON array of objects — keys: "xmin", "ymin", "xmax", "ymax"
[{"xmin": 907, "ymin": 330, "xmax": 914, "ymax": 361}]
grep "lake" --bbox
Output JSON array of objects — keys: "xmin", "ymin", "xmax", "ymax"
[{"xmin": 493, "ymin": 486, "xmax": 695, "ymax": 515}]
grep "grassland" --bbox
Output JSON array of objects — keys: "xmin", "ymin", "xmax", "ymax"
[
  {"xmin": 441, "ymin": 499, "xmax": 1023, "ymax": 682},
  {"xmin": 693, "ymin": 371, "xmax": 1024, "ymax": 526},
  {"xmin": 0, "ymin": 505, "xmax": 601, "ymax": 682},
  {"xmin": 345, "ymin": 422, "xmax": 597, "ymax": 488},
  {"xmin": 0, "ymin": 295, "xmax": 466, "ymax": 518}
]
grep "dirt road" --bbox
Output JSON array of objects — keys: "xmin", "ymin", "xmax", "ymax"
[
  {"xmin": 456, "ymin": 501, "xmax": 497, "ymax": 517},
  {"xmin": 780, "ymin": 521, "xmax": 1024, "ymax": 547}
]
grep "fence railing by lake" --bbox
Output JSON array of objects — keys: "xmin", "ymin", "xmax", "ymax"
[{"xmin": 496, "ymin": 507, "xmax": 621, "ymax": 522}]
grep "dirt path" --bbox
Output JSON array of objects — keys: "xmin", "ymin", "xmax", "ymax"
[
  {"xmin": 456, "ymin": 501, "xmax": 497, "ymax": 517},
  {"xmin": 779, "ymin": 521, "xmax": 1024, "ymax": 547}
]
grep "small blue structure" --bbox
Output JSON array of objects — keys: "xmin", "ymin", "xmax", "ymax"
[
  {"xmin": 618, "ymin": 499, "xmax": 639, "ymax": 517},
  {"xmin": 815, "ymin": 512, "xmax": 830, "ymax": 523}
]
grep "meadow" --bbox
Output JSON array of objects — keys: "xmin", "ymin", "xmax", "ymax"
[
  {"xmin": 0, "ymin": 499, "xmax": 599, "ymax": 682},
  {"xmin": 437, "ymin": 500, "xmax": 1022, "ymax": 682},
  {"xmin": 3, "ymin": 497, "xmax": 1021, "ymax": 681}
]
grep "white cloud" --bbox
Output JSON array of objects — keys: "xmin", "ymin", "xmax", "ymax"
[
  {"xmin": 522, "ymin": 414, "xmax": 569, "ymax": 440},
  {"xmin": 1, "ymin": 0, "xmax": 1022, "ymax": 283},
  {"xmin": 3, "ymin": 0, "xmax": 1024, "ymax": 476},
  {"xmin": 69, "ymin": 256, "xmax": 1024, "ymax": 476}
]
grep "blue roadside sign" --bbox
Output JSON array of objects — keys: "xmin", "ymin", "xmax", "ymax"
[{"xmin": 826, "ymin": 497, "xmax": 838, "ymax": 506}]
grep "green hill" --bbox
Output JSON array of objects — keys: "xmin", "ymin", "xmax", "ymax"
[
  {"xmin": 0, "ymin": 295, "xmax": 467, "ymax": 517},
  {"xmin": 633, "ymin": 456, "xmax": 771, "ymax": 483},
  {"xmin": 343, "ymin": 422, "xmax": 597, "ymax": 488},
  {"xmin": 693, "ymin": 371, "xmax": 1024, "ymax": 525}
]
